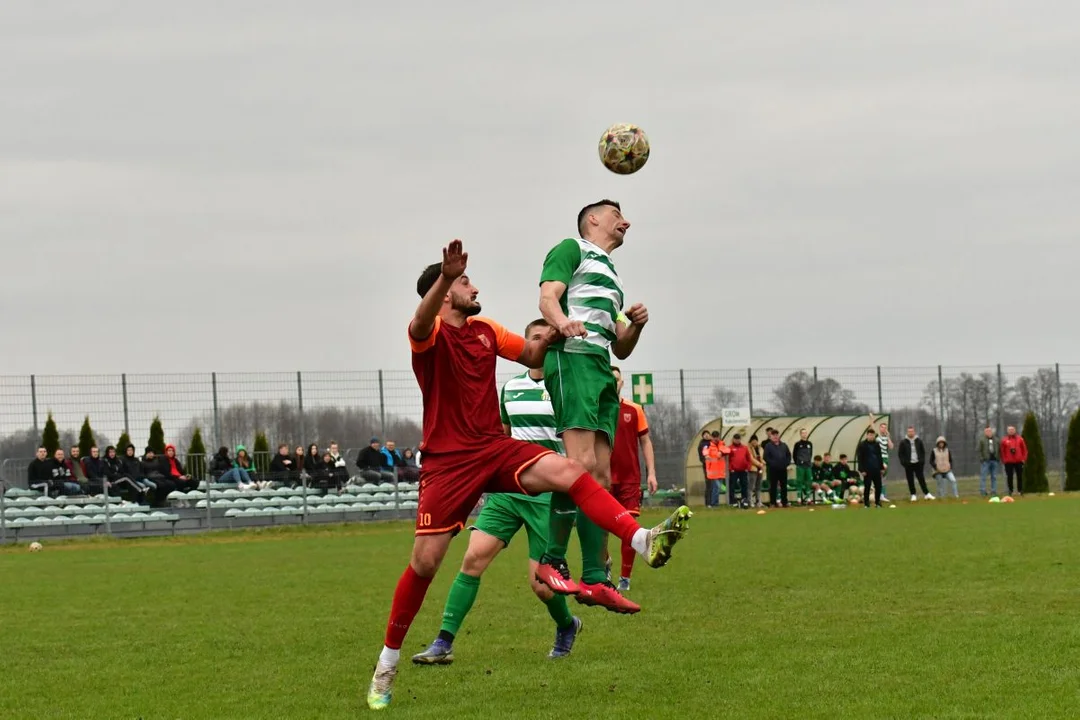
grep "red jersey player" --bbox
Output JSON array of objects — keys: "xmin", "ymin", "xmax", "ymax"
[
  {"xmin": 606, "ymin": 366, "xmax": 658, "ymax": 593},
  {"xmin": 366, "ymin": 240, "xmax": 692, "ymax": 711}
]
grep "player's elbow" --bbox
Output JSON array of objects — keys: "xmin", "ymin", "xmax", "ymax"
[{"xmin": 612, "ymin": 344, "xmax": 631, "ymax": 361}]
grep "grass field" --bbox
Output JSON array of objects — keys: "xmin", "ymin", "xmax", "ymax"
[{"xmin": 3, "ymin": 496, "xmax": 1079, "ymax": 719}]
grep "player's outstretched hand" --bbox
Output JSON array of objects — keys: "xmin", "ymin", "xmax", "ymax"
[
  {"xmin": 626, "ymin": 303, "xmax": 649, "ymax": 327},
  {"xmin": 558, "ymin": 320, "xmax": 588, "ymax": 339},
  {"xmin": 441, "ymin": 240, "xmax": 468, "ymax": 280}
]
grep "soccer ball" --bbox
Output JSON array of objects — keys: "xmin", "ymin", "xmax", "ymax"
[
  {"xmin": 598, "ymin": 123, "xmax": 650, "ymax": 175},
  {"xmin": 29, "ymin": 542, "xmax": 42, "ymax": 552}
]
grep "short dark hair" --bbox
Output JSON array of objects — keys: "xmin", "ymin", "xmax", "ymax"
[
  {"xmin": 733, "ymin": 433, "xmax": 742, "ymax": 440},
  {"xmin": 867, "ymin": 428, "xmax": 877, "ymax": 435},
  {"xmin": 417, "ymin": 262, "xmax": 442, "ymax": 298},
  {"xmin": 702, "ymin": 431, "xmax": 710, "ymax": 438},
  {"xmin": 813, "ymin": 454, "xmax": 822, "ymax": 461},
  {"xmin": 525, "ymin": 318, "xmax": 549, "ymax": 335},
  {"xmin": 577, "ymin": 199, "xmax": 621, "ymax": 237},
  {"xmin": 710, "ymin": 431, "xmax": 720, "ymax": 438},
  {"xmin": 839, "ymin": 453, "xmax": 848, "ymax": 460}
]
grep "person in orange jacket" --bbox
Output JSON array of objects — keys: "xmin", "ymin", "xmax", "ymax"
[
  {"xmin": 1000, "ymin": 425, "xmax": 1029, "ymax": 495},
  {"xmin": 702, "ymin": 430, "xmax": 731, "ymax": 507}
]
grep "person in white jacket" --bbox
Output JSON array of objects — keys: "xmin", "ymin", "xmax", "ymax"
[{"xmin": 930, "ymin": 436, "xmax": 959, "ymax": 498}]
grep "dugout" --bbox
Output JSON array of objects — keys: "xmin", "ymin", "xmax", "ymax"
[{"xmin": 683, "ymin": 414, "xmax": 890, "ymax": 506}]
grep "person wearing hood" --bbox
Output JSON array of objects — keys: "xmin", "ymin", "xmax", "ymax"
[
  {"xmin": 234, "ymin": 445, "xmax": 269, "ymax": 490},
  {"xmin": 210, "ymin": 447, "xmax": 252, "ymax": 486},
  {"xmin": 103, "ymin": 445, "xmax": 143, "ymax": 502},
  {"xmin": 930, "ymin": 437, "xmax": 959, "ymax": 498},
  {"xmin": 164, "ymin": 444, "xmax": 198, "ymax": 497},
  {"xmin": 141, "ymin": 447, "xmax": 176, "ymax": 508},
  {"xmin": 122, "ymin": 444, "xmax": 152, "ymax": 499}
]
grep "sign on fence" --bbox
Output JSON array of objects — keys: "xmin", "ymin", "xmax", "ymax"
[
  {"xmin": 721, "ymin": 407, "xmax": 751, "ymax": 427},
  {"xmin": 631, "ymin": 373, "xmax": 654, "ymax": 405}
]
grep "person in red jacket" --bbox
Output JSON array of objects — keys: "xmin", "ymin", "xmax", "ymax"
[
  {"xmin": 727, "ymin": 434, "xmax": 753, "ymax": 509},
  {"xmin": 1000, "ymin": 425, "xmax": 1028, "ymax": 495}
]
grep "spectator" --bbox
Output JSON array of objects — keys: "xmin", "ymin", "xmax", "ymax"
[
  {"xmin": 294, "ymin": 446, "xmax": 306, "ymax": 479},
  {"xmin": 210, "ymin": 447, "xmax": 251, "ymax": 486},
  {"xmin": 303, "ymin": 444, "xmax": 324, "ymax": 481},
  {"xmin": 234, "ymin": 445, "xmax": 266, "ymax": 490},
  {"xmin": 327, "ymin": 441, "xmax": 348, "ymax": 474},
  {"xmin": 164, "ymin": 444, "xmax": 199, "ymax": 497},
  {"xmin": 702, "ymin": 431, "xmax": 729, "ymax": 507},
  {"xmin": 727, "ymin": 433, "xmax": 752, "ymax": 508},
  {"xmin": 69, "ymin": 445, "xmax": 90, "ymax": 490},
  {"xmin": 103, "ymin": 445, "xmax": 143, "ymax": 501},
  {"xmin": 857, "ymin": 428, "xmax": 885, "ymax": 508},
  {"xmin": 27, "ymin": 446, "xmax": 53, "ymax": 495},
  {"xmin": 48, "ymin": 449, "xmax": 83, "ymax": 496},
  {"xmin": 697, "ymin": 430, "xmax": 712, "ymax": 486},
  {"xmin": 269, "ymin": 443, "xmax": 297, "ymax": 485},
  {"xmin": 898, "ymin": 426, "xmax": 935, "ymax": 502},
  {"xmin": 810, "ymin": 455, "xmax": 843, "ymax": 504},
  {"xmin": 401, "ymin": 448, "xmax": 420, "ymax": 482},
  {"xmin": 325, "ymin": 451, "xmax": 349, "ymax": 491},
  {"xmin": 356, "ymin": 437, "xmax": 389, "ymax": 483},
  {"xmin": 978, "ymin": 426, "xmax": 1000, "ymax": 496},
  {"xmin": 82, "ymin": 446, "xmax": 108, "ymax": 495},
  {"xmin": 930, "ymin": 437, "xmax": 959, "ymax": 498},
  {"xmin": 763, "ymin": 428, "xmax": 792, "ymax": 508},
  {"xmin": 122, "ymin": 444, "xmax": 154, "ymax": 498},
  {"xmin": 747, "ymin": 434, "xmax": 765, "ymax": 508},
  {"xmin": 140, "ymin": 447, "xmax": 175, "ymax": 507},
  {"xmin": 382, "ymin": 441, "xmax": 406, "ymax": 482},
  {"xmin": 1001, "ymin": 425, "xmax": 1028, "ymax": 496},
  {"xmin": 792, "ymin": 428, "xmax": 814, "ymax": 506}
]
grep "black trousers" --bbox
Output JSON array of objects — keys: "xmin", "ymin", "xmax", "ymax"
[
  {"xmin": 904, "ymin": 465, "xmax": 929, "ymax": 495},
  {"xmin": 730, "ymin": 471, "xmax": 749, "ymax": 505},
  {"xmin": 767, "ymin": 467, "xmax": 788, "ymax": 506},
  {"xmin": 1005, "ymin": 463, "xmax": 1024, "ymax": 494},
  {"xmin": 863, "ymin": 470, "xmax": 883, "ymax": 507}
]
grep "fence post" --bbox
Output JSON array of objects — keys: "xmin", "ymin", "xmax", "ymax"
[
  {"xmin": 1, "ymin": 489, "xmax": 6, "ymax": 544},
  {"xmin": 679, "ymin": 370, "xmax": 686, "ymax": 418},
  {"xmin": 211, "ymin": 373, "xmax": 221, "ymax": 449},
  {"xmin": 996, "ymin": 364, "xmax": 1004, "ymax": 433},
  {"xmin": 937, "ymin": 365, "xmax": 946, "ymax": 437},
  {"xmin": 876, "ymin": 366, "xmax": 883, "ymax": 414},
  {"xmin": 30, "ymin": 375, "xmax": 39, "ymax": 432},
  {"xmin": 747, "ymin": 368, "xmax": 754, "ymax": 417},
  {"xmin": 297, "ymin": 371, "xmax": 305, "ymax": 445},
  {"xmin": 121, "ymin": 373, "xmax": 130, "ymax": 437},
  {"xmin": 1057, "ymin": 363, "xmax": 1065, "ymax": 490},
  {"xmin": 378, "ymin": 370, "xmax": 387, "ymax": 438}
]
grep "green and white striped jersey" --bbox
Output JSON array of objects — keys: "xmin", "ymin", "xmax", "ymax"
[
  {"xmin": 499, "ymin": 372, "xmax": 564, "ymax": 455},
  {"xmin": 540, "ymin": 237, "xmax": 625, "ymax": 357}
]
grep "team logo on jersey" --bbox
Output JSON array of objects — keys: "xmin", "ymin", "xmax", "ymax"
[
  {"xmin": 623, "ymin": 412, "xmax": 632, "ymax": 422},
  {"xmin": 477, "ymin": 333, "xmax": 491, "ymax": 349},
  {"xmin": 542, "ymin": 391, "xmax": 550, "ymax": 401}
]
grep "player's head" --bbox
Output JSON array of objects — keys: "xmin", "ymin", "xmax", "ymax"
[
  {"xmin": 577, "ymin": 199, "xmax": 628, "ymax": 248},
  {"xmin": 417, "ymin": 262, "xmax": 481, "ymax": 317},
  {"xmin": 878, "ymin": 422, "xmax": 888, "ymax": 433},
  {"xmin": 813, "ymin": 454, "xmax": 822, "ymax": 465},
  {"xmin": 525, "ymin": 318, "xmax": 549, "ymax": 341},
  {"xmin": 823, "ymin": 452, "xmax": 832, "ymax": 462},
  {"xmin": 839, "ymin": 453, "xmax": 848, "ymax": 463},
  {"xmin": 610, "ymin": 365, "xmax": 623, "ymax": 394}
]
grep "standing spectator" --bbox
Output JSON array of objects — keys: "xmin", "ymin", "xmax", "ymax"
[
  {"xmin": 401, "ymin": 448, "xmax": 420, "ymax": 482},
  {"xmin": 898, "ymin": 427, "xmax": 935, "ymax": 502},
  {"xmin": 978, "ymin": 427, "xmax": 1000, "ymax": 496},
  {"xmin": 763, "ymin": 428, "xmax": 792, "ymax": 508},
  {"xmin": 270, "ymin": 444, "xmax": 297, "ymax": 485},
  {"xmin": 727, "ymin": 433, "xmax": 752, "ymax": 508},
  {"xmin": 1000, "ymin": 425, "xmax": 1028, "ymax": 496},
  {"xmin": 703, "ymin": 431, "xmax": 730, "ymax": 507},
  {"xmin": 164, "ymin": 444, "xmax": 199, "ymax": 495},
  {"xmin": 857, "ymin": 428, "xmax": 885, "ymax": 508},
  {"xmin": 792, "ymin": 428, "xmax": 814, "ymax": 505},
  {"xmin": 27, "ymin": 447, "xmax": 53, "ymax": 495},
  {"xmin": 747, "ymin": 434, "xmax": 765, "ymax": 508},
  {"xmin": 930, "ymin": 437, "xmax": 959, "ymax": 498},
  {"xmin": 48, "ymin": 449, "xmax": 83, "ymax": 496},
  {"xmin": 82, "ymin": 446, "xmax": 108, "ymax": 495},
  {"xmin": 697, "ymin": 431, "xmax": 712, "ymax": 487},
  {"xmin": 356, "ymin": 438, "xmax": 388, "ymax": 483},
  {"xmin": 382, "ymin": 441, "xmax": 406, "ymax": 482}
]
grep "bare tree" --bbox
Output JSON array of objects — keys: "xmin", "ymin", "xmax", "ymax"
[{"xmin": 773, "ymin": 372, "xmax": 868, "ymax": 415}]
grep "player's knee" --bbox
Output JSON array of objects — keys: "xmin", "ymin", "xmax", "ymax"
[
  {"xmin": 551, "ymin": 457, "xmax": 586, "ymax": 490},
  {"xmin": 409, "ymin": 542, "xmax": 447, "ymax": 578},
  {"xmin": 460, "ymin": 551, "xmax": 491, "ymax": 576}
]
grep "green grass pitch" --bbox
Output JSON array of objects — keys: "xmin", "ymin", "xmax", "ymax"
[{"xmin": 3, "ymin": 497, "xmax": 1079, "ymax": 719}]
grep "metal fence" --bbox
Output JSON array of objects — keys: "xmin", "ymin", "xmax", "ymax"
[{"xmin": 2, "ymin": 365, "xmax": 1076, "ymax": 489}]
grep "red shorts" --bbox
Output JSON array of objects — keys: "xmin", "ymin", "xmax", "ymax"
[
  {"xmin": 608, "ymin": 481, "xmax": 642, "ymax": 516},
  {"xmin": 415, "ymin": 435, "xmax": 553, "ymax": 536}
]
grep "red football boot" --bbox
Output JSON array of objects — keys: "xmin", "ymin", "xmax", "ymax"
[
  {"xmin": 575, "ymin": 581, "xmax": 641, "ymax": 614},
  {"xmin": 535, "ymin": 555, "xmax": 581, "ymax": 595}
]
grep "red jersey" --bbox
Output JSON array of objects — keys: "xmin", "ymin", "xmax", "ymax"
[
  {"xmin": 410, "ymin": 315, "xmax": 525, "ymax": 454},
  {"xmin": 611, "ymin": 399, "xmax": 648, "ymax": 485},
  {"xmin": 728, "ymin": 443, "xmax": 752, "ymax": 472}
]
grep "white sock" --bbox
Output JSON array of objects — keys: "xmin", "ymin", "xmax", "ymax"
[
  {"xmin": 379, "ymin": 646, "xmax": 400, "ymax": 668},
  {"xmin": 630, "ymin": 528, "xmax": 648, "ymax": 556}
]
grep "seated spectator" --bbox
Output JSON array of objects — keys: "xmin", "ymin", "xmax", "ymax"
[
  {"xmin": 356, "ymin": 437, "xmax": 393, "ymax": 483},
  {"xmin": 122, "ymin": 444, "xmax": 154, "ymax": 499},
  {"xmin": 269, "ymin": 443, "xmax": 298, "ymax": 486},
  {"xmin": 210, "ymin": 447, "xmax": 251, "ymax": 486},
  {"xmin": 400, "ymin": 447, "xmax": 419, "ymax": 482},
  {"xmin": 163, "ymin": 444, "xmax": 199, "ymax": 500},
  {"xmin": 382, "ymin": 441, "xmax": 407, "ymax": 482},
  {"xmin": 302, "ymin": 444, "xmax": 324, "ymax": 482},
  {"xmin": 82, "ymin": 446, "xmax": 108, "ymax": 495},
  {"xmin": 832, "ymin": 454, "xmax": 861, "ymax": 500},
  {"xmin": 140, "ymin": 447, "xmax": 176, "ymax": 508},
  {"xmin": 48, "ymin": 448, "xmax": 83, "ymax": 496},
  {"xmin": 27, "ymin": 446, "xmax": 53, "ymax": 495},
  {"xmin": 234, "ymin": 445, "xmax": 270, "ymax": 490},
  {"xmin": 327, "ymin": 441, "xmax": 348, "ymax": 476},
  {"xmin": 68, "ymin": 446, "xmax": 90, "ymax": 491},
  {"xmin": 102, "ymin": 445, "xmax": 144, "ymax": 502},
  {"xmin": 325, "ymin": 451, "xmax": 349, "ymax": 491}
]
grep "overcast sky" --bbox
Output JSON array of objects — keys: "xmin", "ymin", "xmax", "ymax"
[{"xmin": 3, "ymin": 1, "xmax": 1078, "ymax": 380}]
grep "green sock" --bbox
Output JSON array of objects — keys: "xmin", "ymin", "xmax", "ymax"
[
  {"xmin": 439, "ymin": 572, "xmax": 481, "ymax": 638},
  {"xmin": 545, "ymin": 492, "xmax": 578, "ymax": 559},
  {"xmin": 576, "ymin": 510, "xmax": 608, "ymax": 584},
  {"xmin": 543, "ymin": 593, "xmax": 574, "ymax": 630}
]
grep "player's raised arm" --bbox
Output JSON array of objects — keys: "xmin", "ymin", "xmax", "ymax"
[
  {"xmin": 612, "ymin": 302, "xmax": 648, "ymax": 360},
  {"xmin": 410, "ymin": 240, "xmax": 468, "ymax": 342}
]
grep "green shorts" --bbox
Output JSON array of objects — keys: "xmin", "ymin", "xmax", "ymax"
[
  {"xmin": 543, "ymin": 349, "xmax": 620, "ymax": 444},
  {"xmin": 470, "ymin": 493, "xmax": 551, "ymax": 562}
]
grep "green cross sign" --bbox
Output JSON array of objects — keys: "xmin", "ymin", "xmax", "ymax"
[{"xmin": 631, "ymin": 373, "xmax": 654, "ymax": 405}]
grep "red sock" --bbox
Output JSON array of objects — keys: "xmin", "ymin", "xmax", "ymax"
[
  {"xmin": 383, "ymin": 565, "xmax": 433, "ymax": 650},
  {"xmin": 567, "ymin": 474, "xmax": 641, "ymax": 544},
  {"xmin": 620, "ymin": 537, "xmax": 636, "ymax": 579}
]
